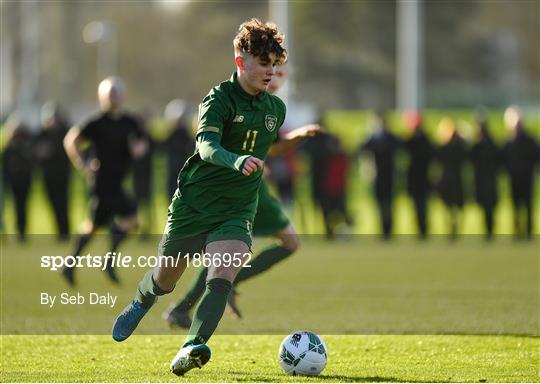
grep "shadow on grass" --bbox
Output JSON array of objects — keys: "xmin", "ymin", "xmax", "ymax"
[
  {"xmin": 318, "ymin": 375, "xmax": 450, "ymax": 383},
  {"xmin": 226, "ymin": 372, "xmax": 448, "ymax": 383}
]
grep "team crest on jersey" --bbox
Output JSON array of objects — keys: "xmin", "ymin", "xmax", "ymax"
[
  {"xmin": 233, "ymin": 115, "xmax": 244, "ymax": 123},
  {"xmin": 265, "ymin": 114, "xmax": 278, "ymax": 132}
]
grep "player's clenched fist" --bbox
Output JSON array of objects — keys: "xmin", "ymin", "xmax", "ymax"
[{"xmin": 241, "ymin": 156, "xmax": 264, "ymax": 176}]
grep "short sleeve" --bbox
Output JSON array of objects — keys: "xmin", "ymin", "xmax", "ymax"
[
  {"xmin": 79, "ymin": 119, "xmax": 97, "ymax": 141},
  {"xmin": 197, "ymin": 90, "xmax": 229, "ymax": 136}
]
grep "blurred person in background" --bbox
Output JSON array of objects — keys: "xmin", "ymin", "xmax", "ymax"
[
  {"xmin": 403, "ymin": 111, "xmax": 433, "ymax": 239},
  {"xmin": 359, "ymin": 112, "xmax": 401, "ymax": 240},
  {"xmin": 320, "ymin": 134, "xmax": 353, "ymax": 239},
  {"xmin": 34, "ymin": 102, "xmax": 71, "ymax": 240},
  {"xmin": 62, "ymin": 76, "xmax": 148, "ymax": 285},
  {"xmin": 2, "ymin": 114, "xmax": 34, "ymax": 242},
  {"xmin": 303, "ymin": 122, "xmax": 352, "ymax": 239},
  {"xmin": 436, "ymin": 117, "xmax": 467, "ymax": 239},
  {"xmin": 162, "ymin": 99, "xmax": 195, "ymax": 199},
  {"xmin": 265, "ymin": 151, "xmax": 295, "ymax": 205},
  {"xmin": 503, "ymin": 106, "xmax": 538, "ymax": 239},
  {"xmin": 469, "ymin": 112, "xmax": 501, "ymax": 240},
  {"xmin": 132, "ymin": 112, "xmax": 154, "ymax": 240}
]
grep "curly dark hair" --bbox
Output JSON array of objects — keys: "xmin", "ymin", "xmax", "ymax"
[{"xmin": 233, "ymin": 18, "xmax": 287, "ymax": 65}]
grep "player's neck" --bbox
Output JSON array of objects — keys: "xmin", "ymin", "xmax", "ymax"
[
  {"xmin": 102, "ymin": 106, "xmax": 123, "ymax": 118},
  {"xmin": 237, "ymin": 72, "xmax": 261, "ymax": 96}
]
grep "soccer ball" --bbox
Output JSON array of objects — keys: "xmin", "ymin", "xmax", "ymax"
[{"xmin": 278, "ymin": 331, "xmax": 327, "ymax": 376}]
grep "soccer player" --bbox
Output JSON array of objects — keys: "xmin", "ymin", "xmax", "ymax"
[
  {"xmin": 62, "ymin": 77, "xmax": 147, "ymax": 285},
  {"xmin": 162, "ymin": 64, "xmax": 321, "ymax": 328},
  {"xmin": 112, "ymin": 19, "xmax": 288, "ymax": 376}
]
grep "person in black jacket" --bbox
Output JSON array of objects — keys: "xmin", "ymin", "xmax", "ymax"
[
  {"xmin": 503, "ymin": 106, "xmax": 539, "ymax": 239},
  {"xmin": 404, "ymin": 112, "xmax": 433, "ymax": 239},
  {"xmin": 2, "ymin": 114, "xmax": 34, "ymax": 242},
  {"xmin": 35, "ymin": 102, "xmax": 71, "ymax": 240},
  {"xmin": 470, "ymin": 117, "xmax": 501, "ymax": 240},
  {"xmin": 436, "ymin": 117, "xmax": 467, "ymax": 239},
  {"xmin": 360, "ymin": 113, "xmax": 401, "ymax": 239}
]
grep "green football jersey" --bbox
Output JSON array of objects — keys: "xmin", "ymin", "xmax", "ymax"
[{"xmin": 175, "ymin": 72, "xmax": 286, "ymax": 220}]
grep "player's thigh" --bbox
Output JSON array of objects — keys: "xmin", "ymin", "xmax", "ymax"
[
  {"xmin": 205, "ymin": 218, "xmax": 252, "ymax": 282},
  {"xmin": 154, "ymin": 234, "xmax": 206, "ymax": 288},
  {"xmin": 205, "ymin": 239, "xmax": 250, "ymax": 282},
  {"xmin": 114, "ymin": 190, "xmax": 138, "ymax": 230},
  {"xmin": 89, "ymin": 195, "xmax": 111, "ymax": 228},
  {"xmin": 253, "ymin": 186, "xmax": 290, "ymax": 237}
]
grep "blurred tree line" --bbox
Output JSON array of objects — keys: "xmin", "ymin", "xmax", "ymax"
[{"xmin": 1, "ymin": 0, "xmax": 538, "ymax": 123}]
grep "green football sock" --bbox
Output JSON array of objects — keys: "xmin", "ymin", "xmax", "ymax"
[
  {"xmin": 183, "ymin": 278, "xmax": 232, "ymax": 346},
  {"xmin": 234, "ymin": 245, "xmax": 292, "ymax": 285},
  {"xmin": 173, "ymin": 267, "xmax": 208, "ymax": 313},
  {"xmin": 136, "ymin": 270, "xmax": 172, "ymax": 309}
]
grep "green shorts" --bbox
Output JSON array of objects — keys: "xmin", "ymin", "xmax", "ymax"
[
  {"xmin": 253, "ymin": 180, "xmax": 290, "ymax": 237},
  {"xmin": 160, "ymin": 197, "xmax": 252, "ymax": 258}
]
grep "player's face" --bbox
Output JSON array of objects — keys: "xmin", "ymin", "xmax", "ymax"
[
  {"xmin": 266, "ymin": 66, "xmax": 288, "ymax": 95},
  {"xmin": 98, "ymin": 84, "xmax": 124, "ymax": 112},
  {"xmin": 504, "ymin": 107, "xmax": 520, "ymax": 134},
  {"xmin": 242, "ymin": 53, "xmax": 277, "ymax": 95}
]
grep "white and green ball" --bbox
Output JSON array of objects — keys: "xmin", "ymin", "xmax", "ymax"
[{"xmin": 278, "ymin": 331, "xmax": 327, "ymax": 376}]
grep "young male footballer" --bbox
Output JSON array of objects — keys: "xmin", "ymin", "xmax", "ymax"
[
  {"xmin": 163, "ymin": 64, "xmax": 321, "ymax": 327},
  {"xmin": 112, "ymin": 19, "xmax": 288, "ymax": 376}
]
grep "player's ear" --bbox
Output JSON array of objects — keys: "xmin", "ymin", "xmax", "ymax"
[{"xmin": 235, "ymin": 56, "xmax": 244, "ymax": 71}]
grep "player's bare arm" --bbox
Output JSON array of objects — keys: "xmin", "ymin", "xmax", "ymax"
[
  {"xmin": 269, "ymin": 123, "xmax": 323, "ymax": 155},
  {"xmin": 63, "ymin": 126, "xmax": 98, "ymax": 177}
]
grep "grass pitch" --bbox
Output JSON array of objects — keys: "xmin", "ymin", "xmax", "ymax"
[
  {"xmin": 1, "ymin": 335, "xmax": 538, "ymax": 382},
  {"xmin": 1, "ymin": 236, "xmax": 538, "ymax": 382}
]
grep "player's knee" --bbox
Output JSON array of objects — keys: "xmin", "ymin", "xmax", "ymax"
[
  {"xmin": 207, "ymin": 266, "xmax": 236, "ymax": 283},
  {"xmin": 117, "ymin": 215, "xmax": 138, "ymax": 231},
  {"xmin": 80, "ymin": 220, "xmax": 96, "ymax": 235},
  {"xmin": 278, "ymin": 227, "xmax": 300, "ymax": 253},
  {"xmin": 283, "ymin": 235, "xmax": 299, "ymax": 253}
]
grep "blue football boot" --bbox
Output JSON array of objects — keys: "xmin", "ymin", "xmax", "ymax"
[{"xmin": 112, "ymin": 300, "xmax": 150, "ymax": 342}]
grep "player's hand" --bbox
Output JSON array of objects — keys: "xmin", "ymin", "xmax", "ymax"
[
  {"xmin": 130, "ymin": 138, "xmax": 148, "ymax": 159},
  {"xmin": 241, "ymin": 156, "xmax": 264, "ymax": 176},
  {"xmin": 83, "ymin": 158, "xmax": 100, "ymax": 178}
]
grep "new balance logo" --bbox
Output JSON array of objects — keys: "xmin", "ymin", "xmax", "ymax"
[{"xmin": 233, "ymin": 115, "xmax": 244, "ymax": 123}]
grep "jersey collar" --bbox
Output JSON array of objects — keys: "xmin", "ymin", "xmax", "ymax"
[{"xmin": 230, "ymin": 72, "xmax": 267, "ymax": 108}]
